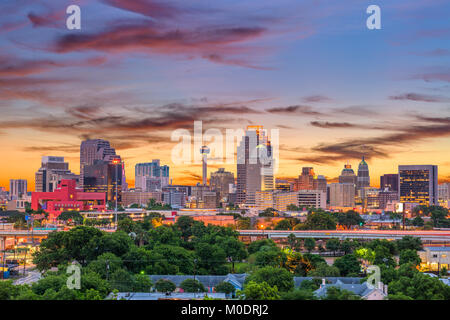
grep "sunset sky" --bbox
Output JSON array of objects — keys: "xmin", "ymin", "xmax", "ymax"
[{"xmin": 1, "ymin": 0, "xmax": 449, "ymax": 190}]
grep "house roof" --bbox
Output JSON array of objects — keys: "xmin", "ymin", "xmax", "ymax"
[{"xmin": 149, "ymin": 274, "xmax": 248, "ymax": 288}]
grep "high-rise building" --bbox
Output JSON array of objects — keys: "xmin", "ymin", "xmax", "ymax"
[
  {"xmin": 83, "ymin": 157, "xmax": 123, "ymax": 204},
  {"xmin": 313, "ymin": 175, "xmax": 327, "ymax": 194},
  {"xmin": 438, "ymin": 183, "xmax": 450, "ymax": 208},
  {"xmin": 236, "ymin": 126, "xmax": 274, "ymax": 206},
  {"xmin": 329, "ymin": 183, "xmax": 355, "ymax": 208},
  {"xmin": 80, "ymin": 139, "xmax": 117, "ymax": 187},
  {"xmin": 200, "ymin": 146, "xmax": 210, "ymax": 186},
  {"xmin": 356, "ymin": 156, "xmax": 370, "ymax": 191},
  {"xmin": 210, "ymin": 168, "xmax": 234, "ymax": 202},
  {"xmin": 339, "ymin": 163, "xmax": 357, "ymax": 185},
  {"xmin": 398, "ymin": 165, "xmax": 438, "ymax": 206},
  {"xmin": 294, "ymin": 167, "xmax": 315, "ymax": 191},
  {"xmin": 380, "ymin": 174, "xmax": 399, "ymax": 192},
  {"xmin": 35, "ymin": 156, "xmax": 79, "ymax": 192},
  {"xmin": 135, "ymin": 160, "xmax": 169, "ymax": 192},
  {"xmin": 9, "ymin": 179, "xmax": 27, "ymax": 200},
  {"xmin": 275, "ymin": 179, "xmax": 293, "ymax": 192}
]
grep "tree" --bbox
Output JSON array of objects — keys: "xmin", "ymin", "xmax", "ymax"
[
  {"xmin": 174, "ymin": 216, "xmax": 195, "ymax": 241},
  {"xmin": 388, "ymin": 272, "xmax": 450, "ymax": 299},
  {"xmin": 215, "ymin": 282, "xmax": 236, "ymax": 295},
  {"xmin": 238, "ymin": 281, "xmax": 280, "ymax": 300},
  {"xmin": 304, "ymin": 238, "xmax": 316, "ymax": 252},
  {"xmin": 411, "ymin": 216, "xmax": 424, "ymax": 227},
  {"xmin": 155, "ymin": 279, "xmax": 176, "ymax": 294},
  {"xmin": 304, "ymin": 211, "xmax": 336, "ymax": 230},
  {"xmin": 247, "ymin": 266, "xmax": 294, "ymax": 292},
  {"xmin": 109, "ymin": 269, "xmax": 135, "ymax": 292},
  {"xmin": 217, "ymin": 237, "xmax": 247, "ymax": 273},
  {"xmin": 236, "ymin": 217, "xmax": 251, "ymax": 230},
  {"xmin": 281, "ymin": 288, "xmax": 316, "ymax": 300},
  {"xmin": 86, "ymin": 252, "xmax": 123, "ymax": 279},
  {"xmin": 321, "ymin": 286, "xmax": 361, "ymax": 300},
  {"xmin": 396, "ymin": 236, "xmax": 422, "ymax": 252},
  {"xmin": 333, "ymin": 254, "xmax": 361, "ymax": 276},
  {"xmin": 399, "ymin": 249, "xmax": 421, "ymax": 266},
  {"xmin": 117, "ymin": 218, "xmax": 135, "ymax": 234},
  {"xmin": 180, "ymin": 279, "xmax": 206, "ymax": 293},
  {"xmin": 247, "ymin": 239, "xmax": 277, "ymax": 255},
  {"xmin": 195, "ymin": 242, "xmax": 228, "ymax": 275},
  {"xmin": 286, "ymin": 204, "xmax": 299, "ymax": 211},
  {"xmin": 307, "ymin": 263, "xmax": 340, "ymax": 277},
  {"xmin": 58, "ymin": 211, "xmax": 84, "ymax": 225},
  {"xmin": 259, "ymin": 208, "xmax": 277, "ymax": 217},
  {"xmin": 273, "ymin": 219, "xmax": 292, "ymax": 230},
  {"xmin": 254, "ymin": 246, "xmax": 286, "ymax": 268},
  {"xmin": 287, "ymin": 233, "xmax": 297, "ymax": 249},
  {"xmin": 337, "ymin": 210, "xmax": 364, "ymax": 229},
  {"xmin": 326, "ymin": 238, "xmax": 340, "ymax": 255}
]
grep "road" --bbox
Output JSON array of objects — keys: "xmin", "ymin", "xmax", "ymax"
[{"xmin": 13, "ymin": 268, "xmax": 42, "ymax": 285}]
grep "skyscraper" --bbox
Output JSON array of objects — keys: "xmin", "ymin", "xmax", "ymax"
[
  {"xmin": 294, "ymin": 167, "xmax": 315, "ymax": 191},
  {"xmin": 9, "ymin": 179, "xmax": 27, "ymax": 200},
  {"xmin": 380, "ymin": 174, "xmax": 399, "ymax": 192},
  {"xmin": 339, "ymin": 163, "xmax": 357, "ymax": 185},
  {"xmin": 357, "ymin": 156, "xmax": 370, "ymax": 191},
  {"xmin": 135, "ymin": 160, "xmax": 169, "ymax": 192},
  {"xmin": 35, "ymin": 156, "xmax": 79, "ymax": 192},
  {"xmin": 236, "ymin": 126, "xmax": 274, "ymax": 206},
  {"xmin": 210, "ymin": 168, "xmax": 235, "ymax": 202},
  {"xmin": 200, "ymin": 146, "xmax": 210, "ymax": 186},
  {"xmin": 83, "ymin": 156, "xmax": 123, "ymax": 203},
  {"xmin": 398, "ymin": 165, "xmax": 438, "ymax": 206},
  {"xmin": 329, "ymin": 183, "xmax": 355, "ymax": 207},
  {"xmin": 80, "ymin": 139, "xmax": 117, "ymax": 187}
]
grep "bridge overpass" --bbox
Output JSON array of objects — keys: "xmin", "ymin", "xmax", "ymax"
[{"xmin": 239, "ymin": 229, "xmax": 450, "ymax": 242}]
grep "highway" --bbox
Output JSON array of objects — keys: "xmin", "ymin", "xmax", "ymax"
[{"xmin": 239, "ymin": 229, "xmax": 450, "ymax": 242}]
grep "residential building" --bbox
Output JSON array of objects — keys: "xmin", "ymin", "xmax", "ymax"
[{"xmin": 419, "ymin": 247, "xmax": 450, "ymax": 272}]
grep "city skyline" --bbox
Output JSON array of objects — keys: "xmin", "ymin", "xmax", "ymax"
[{"xmin": 1, "ymin": 0, "xmax": 450, "ymax": 189}]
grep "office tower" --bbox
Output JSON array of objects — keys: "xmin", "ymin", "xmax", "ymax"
[
  {"xmin": 80, "ymin": 139, "xmax": 117, "ymax": 187},
  {"xmin": 83, "ymin": 157, "xmax": 123, "ymax": 203},
  {"xmin": 339, "ymin": 163, "xmax": 357, "ymax": 185},
  {"xmin": 274, "ymin": 190, "xmax": 326, "ymax": 211},
  {"xmin": 439, "ymin": 183, "xmax": 450, "ymax": 201},
  {"xmin": 210, "ymin": 168, "xmax": 235, "ymax": 202},
  {"xmin": 9, "ymin": 179, "xmax": 27, "ymax": 200},
  {"xmin": 356, "ymin": 156, "xmax": 370, "ymax": 191},
  {"xmin": 329, "ymin": 183, "xmax": 355, "ymax": 207},
  {"xmin": 398, "ymin": 165, "xmax": 438, "ymax": 206},
  {"xmin": 380, "ymin": 174, "xmax": 399, "ymax": 192},
  {"xmin": 200, "ymin": 146, "xmax": 210, "ymax": 186},
  {"xmin": 275, "ymin": 179, "xmax": 293, "ymax": 192},
  {"xmin": 294, "ymin": 167, "xmax": 315, "ymax": 190},
  {"xmin": 313, "ymin": 175, "xmax": 327, "ymax": 194},
  {"xmin": 35, "ymin": 156, "xmax": 79, "ymax": 192},
  {"xmin": 135, "ymin": 160, "xmax": 169, "ymax": 192},
  {"xmin": 236, "ymin": 126, "xmax": 274, "ymax": 206}
]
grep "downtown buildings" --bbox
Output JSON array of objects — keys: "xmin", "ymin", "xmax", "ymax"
[
  {"xmin": 135, "ymin": 160, "xmax": 170, "ymax": 192},
  {"xmin": 9, "ymin": 179, "xmax": 27, "ymax": 200}
]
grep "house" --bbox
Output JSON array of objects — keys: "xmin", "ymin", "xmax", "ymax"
[
  {"xmin": 419, "ymin": 247, "xmax": 450, "ymax": 272},
  {"xmin": 109, "ymin": 292, "xmax": 226, "ymax": 300},
  {"xmin": 313, "ymin": 279, "xmax": 388, "ymax": 300},
  {"xmin": 149, "ymin": 274, "xmax": 247, "ymax": 293}
]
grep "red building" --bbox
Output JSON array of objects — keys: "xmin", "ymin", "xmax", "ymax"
[{"xmin": 31, "ymin": 179, "xmax": 106, "ymax": 219}]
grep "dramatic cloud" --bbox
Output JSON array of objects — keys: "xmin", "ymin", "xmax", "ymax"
[
  {"xmin": 101, "ymin": 0, "xmax": 184, "ymax": 19},
  {"xmin": 389, "ymin": 93, "xmax": 449, "ymax": 103},
  {"xmin": 302, "ymin": 95, "xmax": 332, "ymax": 103},
  {"xmin": 266, "ymin": 105, "xmax": 325, "ymax": 117},
  {"xmin": 297, "ymin": 115, "xmax": 450, "ymax": 164}
]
